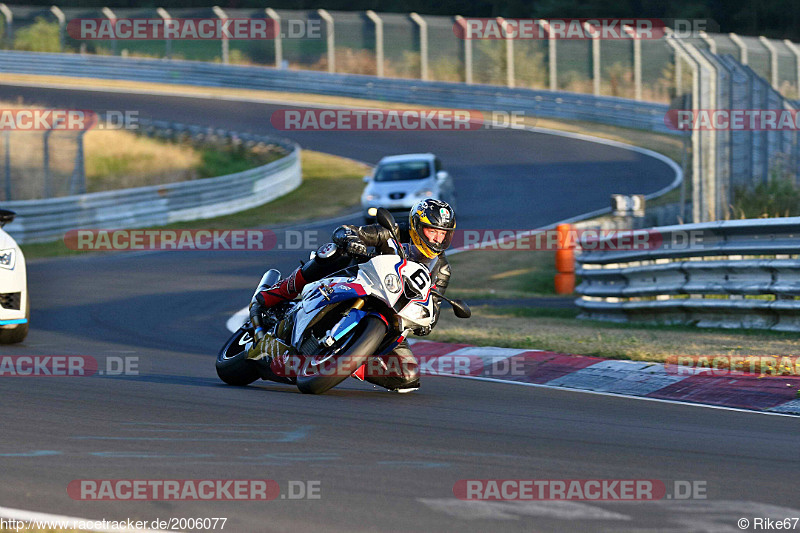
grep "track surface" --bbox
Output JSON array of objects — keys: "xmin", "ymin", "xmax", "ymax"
[{"xmin": 2, "ymin": 85, "xmax": 798, "ymax": 532}]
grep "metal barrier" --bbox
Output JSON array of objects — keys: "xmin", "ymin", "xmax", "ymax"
[
  {"xmin": 576, "ymin": 217, "xmax": 800, "ymax": 331},
  {"xmin": 0, "ymin": 50, "xmax": 675, "ymax": 134},
  {"xmin": 3, "ymin": 120, "xmax": 301, "ymax": 243}
]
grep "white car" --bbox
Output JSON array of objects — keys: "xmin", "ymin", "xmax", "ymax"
[
  {"xmin": 0, "ymin": 209, "xmax": 28, "ymax": 344},
  {"xmin": 361, "ymin": 153, "xmax": 457, "ymax": 223}
]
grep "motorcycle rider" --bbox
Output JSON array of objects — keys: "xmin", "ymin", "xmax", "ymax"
[{"xmin": 249, "ymin": 198, "xmax": 456, "ymax": 393}]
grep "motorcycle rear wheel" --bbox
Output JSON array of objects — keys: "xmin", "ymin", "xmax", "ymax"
[{"xmin": 296, "ymin": 316, "xmax": 387, "ymax": 395}]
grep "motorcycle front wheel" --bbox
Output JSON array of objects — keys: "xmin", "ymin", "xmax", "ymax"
[
  {"xmin": 216, "ymin": 324, "xmax": 261, "ymax": 386},
  {"xmin": 296, "ymin": 316, "xmax": 387, "ymax": 395}
]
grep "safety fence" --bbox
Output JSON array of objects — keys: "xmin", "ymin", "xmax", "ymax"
[
  {"xmin": 667, "ymin": 39, "xmax": 800, "ymax": 223},
  {"xmin": 1, "ymin": 6, "xmax": 800, "ymax": 103},
  {"xmin": 2, "ymin": 119, "xmax": 301, "ymax": 243},
  {"xmin": 576, "ymin": 217, "xmax": 800, "ymax": 331}
]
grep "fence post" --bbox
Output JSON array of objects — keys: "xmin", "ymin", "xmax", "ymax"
[
  {"xmin": 667, "ymin": 37, "xmax": 702, "ymax": 222},
  {"xmin": 3, "ymin": 131, "xmax": 10, "ymax": 201},
  {"xmin": 498, "ymin": 17, "xmax": 514, "ymax": 88},
  {"xmin": 684, "ymin": 41, "xmax": 719, "ymax": 221},
  {"xmin": 623, "ymin": 24, "xmax": 642, "ymax": 100},
  {"xmin": 70, "ymin": 130, "xmax": 87, "ymax": 195},
  {"xmin": 317, "ymin": 9, "xmax": 335, "ymax": 73},
  {"xmin": 729, "ymin": 32, "xmax": 748, "ymax": 64},
  {"xmin": 212, "ymin": 6, "xmax": 229, "ymax": 64},
  {"xmin": 156, "ymin": 8, "xmax": 171, "ymax": 59},
  {"xmin": 410, "ymin": 12, "xmax": 428, "ymax": 81},
  {"xmin": 783, "ymin": 40, "xmax": 800, "ymax": 99},
  {"xmin": 0, "ymin": 4, "xmax": 13, "ymax": 48},
  {"xmin": 50, "ymin": 6, "xmax": 65, "ymax": 52},
  {"xmin": 43, "ymin": 130, "xmax": 51, "ymax": 198},
  {"xmin": 538, "ymin": 20, "xmax": 558, "ymax": 91},
  {"xmin": 454, "ymin": 15, "xmax": 472, "ymax": 84},
  {"xmin": 366, "ymin": 10, "xmax": 383, "ymax": 78},
  {"xmin": 265, "ymin": 8, "xmax": 282, "ymax": 68},
  {"xmin": 758, "ymin": 36, "xmax": 779, "ymax": 88},
  {"xmin": 698, "ymin": 30, "xmax": 717, "ymax": 54},
  {"xmin": 584, "ymin": 22, "xmax": 601, "ymax": 96},
  {"xmin": 101, "ymin": 7, "xmax": 117, "ymax": 56}
]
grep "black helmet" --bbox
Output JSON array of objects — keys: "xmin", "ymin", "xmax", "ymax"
[{"xmin": 409, "ymin": 198, "xmax": 456, "ymax": 259}]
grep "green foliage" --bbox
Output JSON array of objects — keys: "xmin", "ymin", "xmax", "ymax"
[
  {"xmin": 13, "ymin": 17, "xmax": 60, "ymax": 53},
  {"xmin": 732, "ymin": 176, "xmax": 800, "ymax": 218}
]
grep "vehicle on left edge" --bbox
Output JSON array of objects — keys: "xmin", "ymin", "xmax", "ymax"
[{"xmin": 0, "ymin": 209, "xmax": 28, "ymax": 344}]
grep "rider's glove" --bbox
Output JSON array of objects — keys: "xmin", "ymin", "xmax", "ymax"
[
  {"xmin": 346, "ymin": 240, "xmax": 369, "ymax": 257},
  {"xmin": 332, "ymin": 228, "xmax": 368, "ymax": 257}
]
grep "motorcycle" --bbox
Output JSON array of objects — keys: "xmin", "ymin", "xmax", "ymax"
[{"xmin": 216, "ymin": 208, "xmax": 471, "ymax": 394}]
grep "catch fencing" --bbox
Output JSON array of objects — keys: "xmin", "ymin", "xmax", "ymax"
[{"xmin": 2, "ymin": 7, "xmax": 800, "ymax": 102}]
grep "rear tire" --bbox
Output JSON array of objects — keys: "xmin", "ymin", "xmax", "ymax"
[
  {"xmin": 0, "ymin": 293, "xmax": 29, "ymax": 345},
  {"xmin": 296, "ymin": 316, "xmax": 387, "ymax": 395},
  {"xmin": 216, "ymin": 325, "xmax": 260, "ymax": 386}
]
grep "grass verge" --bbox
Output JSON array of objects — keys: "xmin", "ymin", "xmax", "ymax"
[{"xmin": 428, "ymin": 305, "xmax": 800, "ymax": 362}]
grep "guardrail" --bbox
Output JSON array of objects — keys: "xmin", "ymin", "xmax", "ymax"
[
  {"xmin": 3, "ymin": 120, "xmax": 301, "ymax": 243},
  {"xmin": 0, "ymin": 50, "xmax": 675, "ymax": 135},
  {"xmin": 575, "ymin": 217, "xmax": 800, "ymax": 331}
]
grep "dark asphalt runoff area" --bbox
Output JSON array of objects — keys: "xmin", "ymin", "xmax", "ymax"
[{"xmin": 1, "ymin": 84, "xmax": 797, "ymax": 532}]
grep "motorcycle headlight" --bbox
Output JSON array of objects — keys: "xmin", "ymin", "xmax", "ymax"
[
  {"xmin": 0, "ymin": 248, "xmax": 15, "ymax": 270},
  {"xmin": 384, "ymin": 274, "xmax": 401, "ymax": 293}
]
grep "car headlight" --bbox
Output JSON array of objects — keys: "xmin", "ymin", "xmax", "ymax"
[
  {"xmin": 365, "ymin": 194, "xmax": 380, "ymax": 201},
  {"xmin": 414, "ymin": 189, "xmax": 434, "ymax": 197},
  {"xmin": 0, "ymin": 248, "xmax": 15, "ymax": 270}
]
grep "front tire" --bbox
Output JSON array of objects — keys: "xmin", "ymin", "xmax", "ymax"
[
  {"xmin": 296, "ymin": 316, "xmax": 387, "ymax": 395},
  {"xmin": 216, "ymin": 324, "xmax": 260, "ymax": 386}
]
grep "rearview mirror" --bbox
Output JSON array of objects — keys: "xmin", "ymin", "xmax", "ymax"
[
  {"xmin": 451, "ymin": 299, "xmax": 471, "ymax": 319},
  {"xmin": 363, "ymin": 175, "xmax": 371, "ymax": 183},
  {"xmin": 376, "ymin": 207, "xmax": 396, "ymax": 233},
  {"xmin": 436, "ymin": 170, "xmax": 449, "ymax": 181},
  {"xmin": 0, "ymin": 209, "xmax": 15, "ymax": 228}
]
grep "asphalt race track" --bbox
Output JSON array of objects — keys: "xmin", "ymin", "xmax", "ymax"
[{"xmin": 1, "ymin": 84, "xmax": 799, "ymax": 532}]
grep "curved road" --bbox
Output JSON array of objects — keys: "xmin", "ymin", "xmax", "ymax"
[{"xmin": 1, "ymin": 84, "xmax": 798, "ymax": 532}]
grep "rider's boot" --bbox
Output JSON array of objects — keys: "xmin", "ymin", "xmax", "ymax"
[{"xmin": 256, "ymin": 266, "xmax": 308, "ymax": 309}]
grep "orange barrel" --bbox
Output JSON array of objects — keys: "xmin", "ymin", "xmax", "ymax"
[
  {"xmin": 554, "ymin": 273, "xmax": 575, "ymax": 294},
  {"xmin": 554, "ymin": 224, "xmax": 576, "ymax": 294},
  {"xmin": 555, "ymin": 248, "xmax": 575, "ymax": 273}
]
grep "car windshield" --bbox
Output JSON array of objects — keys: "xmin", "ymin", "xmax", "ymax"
[{"xmin": 374, "ymin": 161, "xmax": 431, "ymax": 182}]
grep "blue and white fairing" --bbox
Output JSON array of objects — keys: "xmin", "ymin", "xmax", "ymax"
[{"xmin": 291, "ymin": 246, "xmax": 436, "ymax": 347}]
